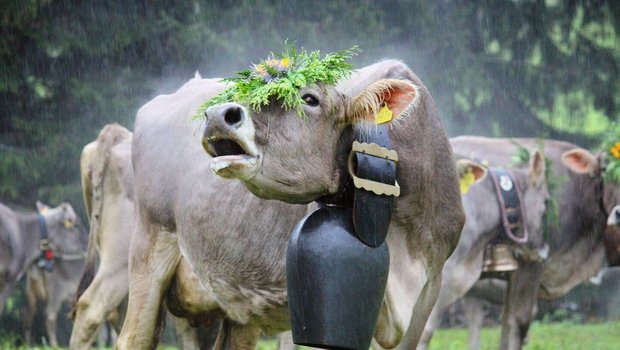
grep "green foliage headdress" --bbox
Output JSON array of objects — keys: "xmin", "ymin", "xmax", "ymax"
[
  {"xmin": 195, "ymin": 44, "xmax": 360, "ymax": 119},
  {"xmin": 602, "ymin": 123, "xmax": 620, "ymax": 184}
]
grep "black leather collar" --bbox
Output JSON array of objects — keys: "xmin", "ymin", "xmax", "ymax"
[
  {"xmin": 488, "ymin": 168, "xmax": 528, "ymax": 244},
  {"xmin": 37, "ymin": 214, "xmax": 55, "ymax": 271}
]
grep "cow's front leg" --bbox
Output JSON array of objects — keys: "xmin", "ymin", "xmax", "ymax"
[
  {"xmin": 500, "ymin": 262, "xmax": 542, "ymax": 350},
  {"xmin": 463, "ymin": 294, "xmax": 485, "ymax": 350},
  {"xmin": 115, "ymin": 221, "xmax": 180, "ymax": 350},
  {"xmin": 44, "ymin": 296, "xmax": 62, "ymax": 348},
  {"xmin": 213, "ymin": 319, "xmax": 260, "ymax": 350}
]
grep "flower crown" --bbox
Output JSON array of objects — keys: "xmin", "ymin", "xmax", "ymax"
[
  {"xmin": 195, "ymin": 43, "xmax": 360, "ymax": 118},
  {"xmin": 603, "ymin": 123, "xmax": 620, "ymax": 184}
]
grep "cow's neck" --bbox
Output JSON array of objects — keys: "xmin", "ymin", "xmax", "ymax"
[
  {"xmin": 16, "ymin": 212, "xmax": 46, "ymax": 262},
  {"xmin": 320, "ymin": 126, "xmax": 355, "ymax": 205}
]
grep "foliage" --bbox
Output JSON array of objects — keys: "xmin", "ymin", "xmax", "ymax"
[
  {"xmin": 601, "ymin": 123, "xmax": 620, "ymax": 185},
  {"xmin": 195, "ymin": 44, "xmax": 360, "ymax": 118}
]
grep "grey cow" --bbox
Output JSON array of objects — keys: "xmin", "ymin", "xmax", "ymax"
[
  {"xmin": 416, "ymin": 151, "xmax": 550, "ymax": 349},
  {"xmin": 70, "ymin": 123, "xmax": 135, "ymax": 349},
  {"xmin": 447, "ymin": 136, "xmax": 620, "ymax": 350},
  {"xmin": 115, "ymin": 75, "xmax": 308, "ymax": 349},
  {"xmin": 0, "ymin": 201, "xmax": 85, "ymax": 347},
  {"xmin": 201, "ymin": 59, "xmax": 465, "ymax": 349}
]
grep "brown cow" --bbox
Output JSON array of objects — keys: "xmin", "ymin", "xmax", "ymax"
[
  {"xmin": 417, "ymin": 151, "xmax": 550, "ymax": 350},
  {"xmin": 201, "ymin": 59, "xmax": 465, "ymax": 348},
  {"xmin": 449, "ymin": 136, "xmax": 620, "ymax": 349}
]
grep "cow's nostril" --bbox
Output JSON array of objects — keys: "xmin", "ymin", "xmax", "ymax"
[{"xmin": 224, "ymin": 106, "xmax": 243, "ymax": 126}]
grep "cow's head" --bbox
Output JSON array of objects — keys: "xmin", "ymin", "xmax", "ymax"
[
  {"xmin": 519, "ymin": 150, "xmax": 550, "ymax": 243},
  {"xmin": 202, "ymin": 77, "xmax": 418, "ymax": 204},
  {"xmin": 36, "ymin": 201, "xmax": 84, "ymax": 254},
  {"xmin": 561, "ymin": 148, "xmax": 620, "ymax": 265}
]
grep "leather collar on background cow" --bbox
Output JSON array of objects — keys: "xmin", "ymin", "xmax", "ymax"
[
  {"xmin": 488, "ymin": 168, "xmax": 529, "ymax": 244},
  {"xmin": 37, "ymin": 214, "xmax": 55, "ymax": 272}
]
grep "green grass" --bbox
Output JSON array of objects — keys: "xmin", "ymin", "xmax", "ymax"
[
  {"xmin": 3, "ymin": 322, "xmax": 620, "ymax": 349},
  {"xmin": 428, "ymin": 321, "xmax": 620, "ymax": 350}
]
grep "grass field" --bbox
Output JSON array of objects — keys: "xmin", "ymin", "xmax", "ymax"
[{"xmin": 2, "ymin": 321, "xmax": 619, "ymax": 349}]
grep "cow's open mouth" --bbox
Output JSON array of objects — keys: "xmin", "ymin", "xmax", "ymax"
[
  {"xmin": 205, "ymin": 137, "xmax": 259, "ymax": 180},
  {"xmin": 211, "ymin": 139, "xmax": 247, "ymax": 157}
]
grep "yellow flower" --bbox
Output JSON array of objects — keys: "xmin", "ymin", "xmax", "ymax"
[
  {"xmin": 611, "ymin": 142, "xmax": 620, "ymax": 159},
  {"xmin": 280, "ymin": 57, "xmax": 290, "ymax": 68}
]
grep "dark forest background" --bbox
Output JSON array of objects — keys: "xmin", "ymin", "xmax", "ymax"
[
  {"xmin": 0, "ymin": 0, "xmax": 619, "ymax": 344},
  {"xmin": 1, "ymin": 0, "xmax": 618, "ymax": 218}
]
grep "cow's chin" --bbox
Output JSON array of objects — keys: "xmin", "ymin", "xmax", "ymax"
[{"xmin": 210, "ymin": 155, "xmax": 259, "ymax": 180}]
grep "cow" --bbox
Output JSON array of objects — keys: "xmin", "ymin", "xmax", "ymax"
[
  {"xmin": 416, "ymin": 151, "xmax": 549, "ymax": 349},
  {"xmin": 114, "ymin": 74, "xmax": 309, "ymax": 350},
  {"xmin": 201, "ymin": 58, "xmax": 465, "ymax": 349},
  {"xmin": 69, "ymin": 123, "xmax": 135, "ymax": 349},
  {"xmin": 446, "ymin": 136, "xmax": 620, "ymax": 349},
  {"xmin": 70, "ymin": 123, "xmax": 218, "ymax": 350},
  {"xmin": 0, "ymin": 200, "xmax": 85, "ymax": 347}
]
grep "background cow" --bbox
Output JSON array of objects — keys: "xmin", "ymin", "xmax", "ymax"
[
  {"xmin": 0, "ymin": 201, "xmax": 85, "ymax": 347},
  {"xmin": 70, "ymin": 123, "xmax": 134, "ymax": 349},
  {"xmin": 448, "ymin": 136, "xmax": 620, "ymax": 349},
  {"xmin": 417, "ymin": 152, "xmax": 549, "ymax": 349},
  {"xmin": 201, "ymin": 59, "xmax": 465, "ymax": 348},
  {"xmin": 71, "ymin": 123, "xmax": 218, "ymax": 350}
]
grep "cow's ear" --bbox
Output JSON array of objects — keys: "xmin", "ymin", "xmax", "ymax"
[
  {"xmin": 456, "ymin": 159, "xmax": 487, "ymax": 194},
  {"xmin": 36, "ymin": 200, "xmax": 50, "ymax": 214},
  {"xmin": 561, "ymin": 148, "xmax": 599, "ymax": 176},
  {"xmin": 347, "ymin": 79, "xmax": 419, "ymax": 126},
  {"xmin": 529, "ymin": 149, "xmax": 546, "ymax": 186}
]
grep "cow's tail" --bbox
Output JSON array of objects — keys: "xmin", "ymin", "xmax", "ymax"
[{"xmin": 70, "ymin": 139, "xmax": 99, "ymax": 320}]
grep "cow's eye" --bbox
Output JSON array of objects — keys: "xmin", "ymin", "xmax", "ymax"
[{"xmin": 302, "ymin": 94, "xmax": 320, "ymax": 107}]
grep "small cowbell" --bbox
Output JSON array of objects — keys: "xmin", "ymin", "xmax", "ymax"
[{"xmin": 483, "ymin": 243, "xmax": 519, "ymax": 272}]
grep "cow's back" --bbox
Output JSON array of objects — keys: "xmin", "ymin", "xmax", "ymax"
[{"xmin": 132, "ymin": 76, "xmax": 307, "ymax": 330}]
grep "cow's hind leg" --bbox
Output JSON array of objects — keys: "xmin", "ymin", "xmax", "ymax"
[
  {"xmin": 500, "ymin": 262, "xmax": 542, "ymax": 350},
  {"xmin": 213, "ymin": 319, "xmax": 260, "ymax": 350},
  {"xmin": 70, "ymin": 265, "xmax": 128, "ymax": 350},
  {"xmin": 115, "ymin": 222, "xmax": 180, "ymax": 350},
  {"xmin": 22, "ymin": 280, "xmax": 37, "ymax": 346}
]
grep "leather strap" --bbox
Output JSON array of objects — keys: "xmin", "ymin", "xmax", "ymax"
[
  {"xmin": 488, "ymin": 168, "xmax": 528, "ymax": 244},
  {"xmin": 37, "ymin": 214, "xmax": 55, "ymax": 271},
  {"xmin": 348, "ymin": 125, "xmax": 399, "ymax": 247}
]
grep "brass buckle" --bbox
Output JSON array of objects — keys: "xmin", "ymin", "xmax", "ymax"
[{"xmin": 348, "ymin": 141, "xmax": 400, "ymax": 197}]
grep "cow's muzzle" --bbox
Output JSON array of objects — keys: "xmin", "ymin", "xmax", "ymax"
[
  {"xmin": 201, "ymin": 103, "xmax": 259, "ymax": 180},
  {"xmin": 608, "ymin": 205, "xmax": 620, "ymax": 227}
]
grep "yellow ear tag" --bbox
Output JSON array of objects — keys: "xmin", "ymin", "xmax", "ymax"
[
  {"xmin": 375, "ymin": 103, "xmax": 393, "ymax": 124},
  {"xmin": 64, "ymin": 220, "xmax": 74, "ymax": 229},
  {"xmin": 460, "ymin": 168, "xmax": 476, "ymax": 194}
]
